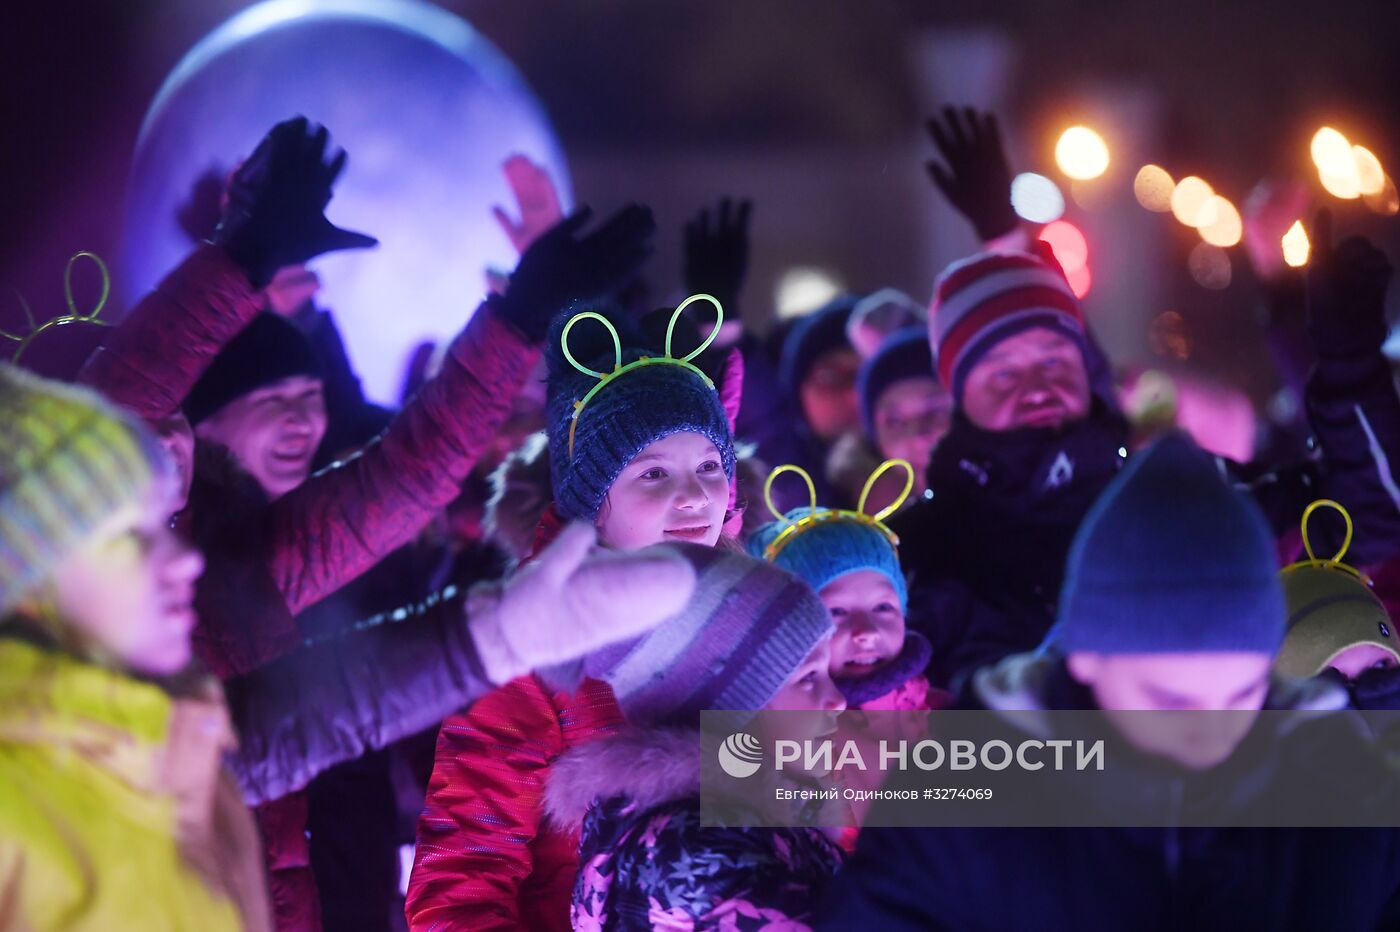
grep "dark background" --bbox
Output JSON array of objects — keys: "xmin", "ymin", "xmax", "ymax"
[{"xmin": 5, "ymin": 0, "xmax": 1400, "ymax": 408}]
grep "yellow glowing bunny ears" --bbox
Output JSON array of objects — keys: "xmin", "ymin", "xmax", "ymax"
[
  {"xmin": 1281, "ymin": 499, "xmax": 1371, "ymax": 585},
  {"xmin": 562, "ymin": 293, "xmax": 723, "ymax": 459},
  {"xmin": 1, "ymin": 252, "xmax": 113, "ymax": 365},
  {"xmin": 759, "ymin": 458, "xmax": 916, "ymax": 562}
]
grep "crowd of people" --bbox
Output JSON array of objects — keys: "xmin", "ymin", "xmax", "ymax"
[{"xmin": 5, "ymin": 102, "xmax": 1400, "ymax": 931}]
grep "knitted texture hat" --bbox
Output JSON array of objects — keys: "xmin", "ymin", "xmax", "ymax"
[
  {"xmin": 747, "ymin": 507, "xmax": 908, "ymax": 613},
  {"xmin": 1053, "ymin": 431, "xmax": 1285, "ymax": 655},
  {"xmin": 545, "ymin": 306, "xmax": 735, "ymax": 521},
  {"xmin": 1276, "ymin": 565, "xmax": 1400, "ymax": 678},
  {"xmin": 779, "ymin": 295, "xmax": 859, "ymax": 398},
  {"xmin": 929, "ymin": 250, "xmax": 1086, "ymax": 401},
  {"xmin": 0, "ymin": 365, "xmax": 169, "ymax": 616},
  {"xmin": 184, "ymin": 313, "xmax": 322, "ymax": 426},
  {"xmin": 581, "ymin": 544, "xmax": 833, "ymax": 728},
  {"xmin": 857, "ymin": 326, "xmax": 941, "ymax": 442}
]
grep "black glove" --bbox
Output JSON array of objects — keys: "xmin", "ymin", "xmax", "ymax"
[
  {"xmin": 1305, "ymin": 208, "xmax": 1392, "ymax": 361},
  {"xmin": 213, "ymin": 117, "xmax": 378, "ymax": 288},
  {"xmin": 925, "ymin": 106, "xmax": 1019, "ymax": 242},
  {"xmin": 684, "ymin": 198, "xmax": 752, "ymax": 313},
  {"xmin": 496, "ymin": 204, "xmax": 655, "ymax": 342}
]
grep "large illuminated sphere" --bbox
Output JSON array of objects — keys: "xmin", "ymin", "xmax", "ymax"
[{"xmin": 124, "ymin": 0, "xmax": 571, "ymax": 404}]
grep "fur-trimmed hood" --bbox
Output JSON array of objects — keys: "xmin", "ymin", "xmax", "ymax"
[{"xmin": 544, "ymin": 725, "xmax": 699, "ymax": 831}]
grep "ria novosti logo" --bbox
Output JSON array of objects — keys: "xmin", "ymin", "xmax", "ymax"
[{"xmin": 717, "ymin": 732, "xmax": 764, "ymax": 778}]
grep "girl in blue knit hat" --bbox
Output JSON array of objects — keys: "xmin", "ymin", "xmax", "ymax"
[
  {"xmin": 749, "ymin": 460, "xmax": 952, "ymax": 713},
  {"xmin": 410, "ymin": 296, "xmax": 743, "ymax": 931}
]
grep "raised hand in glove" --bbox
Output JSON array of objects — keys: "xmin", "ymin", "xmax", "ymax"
[
  {"xmin": 213, "ymin": 116, "xmax": 378, "ymax": 288},
  {"xmin": 925, "ymin": 106, "xmax": 1019, "ymax": 242},
  {"xmin": 496, "ymin": 204, "xmax": 656, "ymax": 342},
  {"xmin": 684, "ymin": 198, "xmax": 752, "ymax": 313},
  {"xmin": 465, "ymin": 521, "xmax": 697, "ymax": 684},
  {"xmin": 1306, "ymin": 208, "xmax": 1393, "ymax": 361}
]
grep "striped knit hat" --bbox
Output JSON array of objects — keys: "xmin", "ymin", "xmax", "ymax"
[
  {"xmin": 0, "ymin": 365, "xmax": 169, "ymax": 616},
  {"xmin": 581, "ymin": 544, "xmax": 833, "ymax": 728},
  {"xmin": 929, "ymin": 250, "xmax": 1086, "ymax": 401}
]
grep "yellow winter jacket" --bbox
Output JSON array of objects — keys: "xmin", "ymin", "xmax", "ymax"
[{"xmin": 0, "ymin": 638, "xmax": 268, "ymax": 930}]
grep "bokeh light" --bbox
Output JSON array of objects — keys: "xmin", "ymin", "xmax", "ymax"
[
  {"xmin": 1065, "ymin": 263, "xmax": 1091, "ymax": 299},
  {"xmin": 1365, "ymin": 176, "xmax": 1400, "ymax": 216},
  {"xmin": 1148, "ymin": 311, "xmax": 1191, "ymax": 361},
  {"xmin": 1311, "ymin": 127, "xmax": 1353, "ymax": 173},
  {"xmin": 1055, "ymin": 126, "xmax": 1110, "ymax": 181},
  {"xmin": 1282, "ymin": 220, "xmax": 1311, "ymax": 267},
  {"xmin": 1188, "ymin": 242, "xmax": 1232, "ymax": 289},
  {"xmin": 1010, "ymin": 172, "xmax": 1065, "ymax": 223},
  {"xmin": 1038, "ymin": 220, "xmax": 1089, "ymax": 272},
  {"xmin": 1198, "ymin": 195, "xmax": 1243, "ymax": 247},
  {"xmin": 1133, "ymin": 164, "xmax": 1174, "ymax": 212},
  {"xmin": 1353, "ymin": 145, "xmax": 1386, "ymax": 196},
  {"xmin": 775, "ymin": 266, "xmax": 844, "ymax": 319},
  {"xmin": 1171, "ymin": 176, "xmax": 1214, "ymax": 226}
]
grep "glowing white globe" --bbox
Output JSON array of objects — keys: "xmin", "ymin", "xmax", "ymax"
[{"xmin": 124, "ymin": 0, "xmax": 572, "ymax": 404}]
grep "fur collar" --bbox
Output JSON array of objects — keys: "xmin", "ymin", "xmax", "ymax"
[{"xmin": 545, "ymin": 725, "xmax": 700, "ymax": 831}]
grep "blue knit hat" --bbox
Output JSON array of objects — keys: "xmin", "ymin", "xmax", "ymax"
[
  {"xmin": 779, "ymin": 295, "xmax": 859, "ymax": 398},
  {"xmin": 748, "ymin": 508, "xmax": 907, "ymax": 613},
  {"xmin": 581, "ymin": 544, "xmax": 833, "ymax": 728},
  {"xmin": 545, "ymin": 299, "xmax": 736, "ymax": 521},
  {"xmin": 857, "ymin": 326, "xmax": 942, "ymax": 443},
  {"xmin": 1052, "ymin": 431, "xmax": 1285, "ymax": 655}
]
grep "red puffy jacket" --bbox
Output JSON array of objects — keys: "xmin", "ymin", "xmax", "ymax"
[{"xmin": 409, "ymin": 675, "xmax": 623, "ymax": 931}]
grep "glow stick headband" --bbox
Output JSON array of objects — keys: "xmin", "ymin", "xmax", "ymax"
[
  {"xmin": 760, "ymin": 458, "xmax": 916, "ymax": 562},
  {"xmin": 1280, "ymin": 498, "xmax": 1371, "ymax": 585},
  {"xmin": 1, "ymin": 252, "xmax": 113, "ymax": 364},
  {"xmin": 563, "ymin": 293, "xmax": 722, "ymax": 459}
]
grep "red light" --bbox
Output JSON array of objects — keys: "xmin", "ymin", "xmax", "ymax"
[
  {"xmin": 1066, "ymin": 263, "xmax": 1091, "ymax": 298},
  {"xmin": 1038, "ymin": 220, "xmax": 1089, "ymax": 273}
]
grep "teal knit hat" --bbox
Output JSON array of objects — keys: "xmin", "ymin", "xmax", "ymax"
[
  {"xmin": 747, "ymin": 460, "xmax": 914, "ymax": 611},
  {"xmin": 0, "ymin": 365, "xmax": 170, "ymax": 616}
]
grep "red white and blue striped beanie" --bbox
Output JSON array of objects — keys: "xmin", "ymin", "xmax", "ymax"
[{"xmin": 929, "ymin": 250, "xmax": 1086, "ymax": 402}]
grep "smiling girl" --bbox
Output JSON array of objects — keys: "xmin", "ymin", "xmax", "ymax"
[{"xmin": 408, "ymin": 299, "xmax": 740, "ymax": 931}]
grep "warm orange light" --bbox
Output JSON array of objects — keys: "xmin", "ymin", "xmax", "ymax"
[
  {"xmin": 1198, "ymin": 196, "xmax": 1243, "ymax": 247},
  {"xmin": 1171, "ymin": 176, "xmax": 1214, "ymax": 226},
  {"xmin": 1055, "ymin": 126, "xmax": 1110, "ymax": 181},
  {"xmin": 1311, "ymin": 127, "xmax": 1353, "ymax": 172},
  {"xmin": 1353, "ymin": 145, "xmax": 1386, "ymax": 196},
  {"xmin": 1365, "ymin": 176, "xmax": 1400, "ymax": 216},
  {"xmin": 1134, "ymin": 165, "xmax": 1174, "ymax": 212},
  {"xmin": 1282, "ymin": 220, "xmax": 1310, "ymax": 268}
]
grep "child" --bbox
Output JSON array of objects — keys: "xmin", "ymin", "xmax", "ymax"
[
  {"xmin": 543, "ymin": 545, "xmax": 845, "ymax": 930},
  {"xmin": 408, "ymin": 298, "xmax": 739, "ymax": 931},
  {"xmin": 0, "ymin": 365, "xmax": 270, "ymax": 929},
  {"xmin": 749, "ymin": 461, "xmax": 951, "ymax": 712},
  {"xmin": 856, "ymin": 327, "xmax": 952, "ymax": 493}
]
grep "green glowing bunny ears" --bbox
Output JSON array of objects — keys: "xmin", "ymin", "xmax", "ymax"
[
  {"xmin": 1, "ymin": 252, "xmax": 113, "ymax": 365},
  {"xmin": 759, "ymin": 458, "xmax": 916, "ymax": 562},
  {"xmin": 562, "ymin": 293, "xmax": 722, "ymax": 459},
  {"xmin": 1281, "ymin": 498, "xmax": 1371, "ymax": 585}
]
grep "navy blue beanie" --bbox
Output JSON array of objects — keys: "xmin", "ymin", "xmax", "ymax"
[
  {"xmin": 1052, "ymin": 431, "xmax": 1285, "ymax": 655},
  {"xmin": 747, "ymin": 507, "xmax": 907, "ymax": 613},
  {"xmin": 778, "ymin": 295, "xmax": 859, "ymax": 399},
  {"xmin": 857, "ymin": 326, "xmax": 940, "ymax": 442},
  {"xmin": 545, "ymin": 306, "xmax": 736, "ymax": 521}
]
